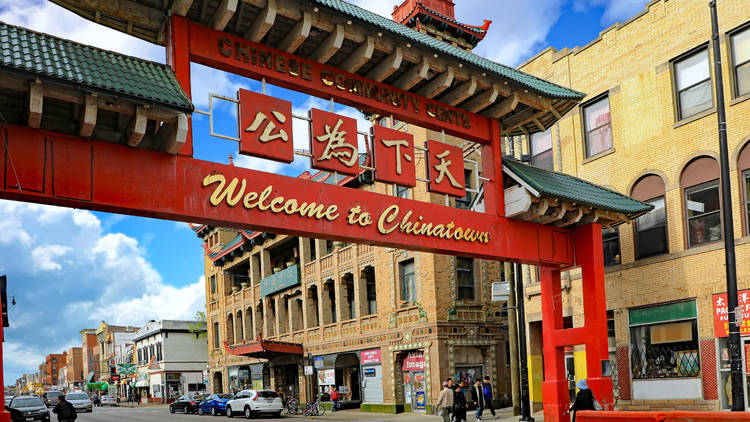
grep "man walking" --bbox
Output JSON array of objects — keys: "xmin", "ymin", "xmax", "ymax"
[
  {"xmin": 482, "ymin": 376, "xmax": 496, "ymax": 418},
  {"xmin": 470, "ymin": 380, "xmax": 485, "ymax": 420},
  {"xmin": 435, "ymin": 381, "xmax": 454, "ymax": 422},
  {"xmin": 52, "ymin": 394, "xmax": 77, "ymax": 422}
]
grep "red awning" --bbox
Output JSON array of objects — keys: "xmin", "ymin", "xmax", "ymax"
[{"xmin": 224, "ymin": 340, "xmax": 303, "ymax": 358}]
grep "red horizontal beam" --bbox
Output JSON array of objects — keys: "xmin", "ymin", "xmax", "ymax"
[{"xmin": 0, "ymin": 124, "xmax": 572, "ymax": 265}]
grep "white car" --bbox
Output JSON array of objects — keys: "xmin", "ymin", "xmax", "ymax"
[
  {"xmin": 225, "ymin": 390, "xmax": 282, "ymax": 418},
  {"xmin": 65, "ymin": 392, "xmax": 93, "ymax": 412},
  {"xmin": 100, "ymin": 395, "xmax": 117, "ymax": 406}
]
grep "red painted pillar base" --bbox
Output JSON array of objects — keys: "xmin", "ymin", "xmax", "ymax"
[
  {"xmin": 0, "ymin": 410, "xmax": 9, "ymax": 422},
  {"xmin": 586, "ymin": 377, "xmax": 614, "ymax": 410},
  {"xmin": 542, "ymin": 379, "xmax": 570, "ymax": 422}
]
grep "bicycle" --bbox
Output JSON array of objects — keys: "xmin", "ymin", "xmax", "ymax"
[
  {"xmin": 302, "ymin": 397, "xmax": 326, "ymax": 417},
  {"xmin": 284, "ymin": 397, "xmax": 301, "ymax": 415}
]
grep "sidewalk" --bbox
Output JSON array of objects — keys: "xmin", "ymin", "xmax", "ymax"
[{"xmin": 286, "ymin": 407, "xmax": 544, "ymax": 422}]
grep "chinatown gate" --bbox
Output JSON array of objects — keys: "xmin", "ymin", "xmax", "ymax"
[{"xmin": 0, "ymin": 1, "xmax": 658, "ymax": 421}]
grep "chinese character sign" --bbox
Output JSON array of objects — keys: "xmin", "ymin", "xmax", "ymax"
[
  {"xmin": 309, "ymin": 108, "xmax": 360, "ymax": 175},
  {"xmin": 713, "ymin": 289, "xmax": 750, "ymax": 337},
  {"xmin": 427, "ymin": 140, "xmax": 465, "ymax": 197},
  {"xmin": 372, "ymin": 126, "xmax": 415, "ymax": 186},
  {"xmin": 238, "ymin": 89, "xmax": 294, "ymax": 163}
]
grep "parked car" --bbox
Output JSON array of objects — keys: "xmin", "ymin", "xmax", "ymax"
[
  {"xmin": 100, "ymin": 395, "xmax": 117, "ymax": 406},
  {"xmin": 8, "ymin": 395, "xmax": 50, "ymax": 421},
  {"xmin": 169, "ymin": 393, "xmax": 204, "ymax": 414},
  {"xmin": 197, "ymin": 393, "xmax": 232, "ymax": 416},
  {"xmin": 42, "ymin": 391, "xmax": 63, "ymax": 408},
  {"xmin": 226, "ymin": 390, "xmax": 282, "ymax": 419},
  {"xmin": 65, "ymin": 392, "xmax": 93, "ymax": 413}
]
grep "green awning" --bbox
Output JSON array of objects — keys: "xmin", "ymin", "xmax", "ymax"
[{"xmin": 86, "ymin": 382, "xmax": 108, "ymax": 390}]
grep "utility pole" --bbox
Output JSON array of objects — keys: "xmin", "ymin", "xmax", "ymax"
[
  {"xmin": 709, "ymin": 0, "xmax": 743, "ymax": 411},
  {"xmin": 515, "ymin": 263, "xmax": 534, "ymax": 421},
  {"xmin": 505, "ymin": 262, "xmax": 521, "ymax": 415}
]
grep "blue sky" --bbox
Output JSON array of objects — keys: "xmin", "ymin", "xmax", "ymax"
[{"xmin": 0, "ymin": 0, "xmax": 648, "ymax": 384}]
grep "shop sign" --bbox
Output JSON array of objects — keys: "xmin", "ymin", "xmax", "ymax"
[
  {"xmin": 402, "ymin": 352, "xmax": 425, "ymax": 371},
  {"xmin": 238, "ymin": 89, "xmax": 293, "ymax": 163},
  {"xmin": 313, "ymin": 357, "xmax": 325, "ymax": 369},
  {"xmin": 712, "ymin": 289, "xmax": 750, "ymax": 337},
  {"xmin": 318, "ymin": 369, "xmax": 336, "ymax": 386},
  {"xmin": 251, "ymin": 380, "xmax": 263, "ymax": 390},
  {"xmin": 364, "ymin": 368, "xmax": 376, "ymax": 377},
  {"xmin": 304, "ymin": 366, "xmax": 314, "ymax": 376},
  {"xmin": 136, "ymin": 373, "xmax": 147, "ymax": 382},
  {"xmin": 361, "ymin": 349, "xmax": 381, "ymax": 364},
  {"xmin": 746, "ymin": 344, "xmax": 750, "ymax": 375},
  {"xmin": 416, "ymin": 392, "xmax": 426, "ymax": 409},
  {"xmin": 111, "ymin": 375, "xmax": 120, "ymax": 382}
]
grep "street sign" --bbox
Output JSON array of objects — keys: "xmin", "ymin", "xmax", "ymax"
[
  {"xmin": 304, "ymin": 366, "xmax": 313, "ymax": 376},
  {"xmin": 491, "ymin": 281, "xmax": 510, "ymax": 301}
]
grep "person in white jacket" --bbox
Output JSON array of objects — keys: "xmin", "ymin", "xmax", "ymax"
[{"xmin": 435, "ymin": 381, "xmax": 454, "ymax": 422}]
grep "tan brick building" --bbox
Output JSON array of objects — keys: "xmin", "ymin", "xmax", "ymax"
[
  {"xmin": 80, "ymin": 328, "xmax": 99, "ymax": 386},
  {"xmin": 65, "ymin": 347, "xmax": 84, "ymax": 389},
  {"xmin": 516, "ymin": 0, "xmax": 750, "ymax": 411}
]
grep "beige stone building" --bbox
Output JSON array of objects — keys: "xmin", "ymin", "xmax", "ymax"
[{"xmin": 516, "ymin": 0, "xmax": 750, "ymax": 412}]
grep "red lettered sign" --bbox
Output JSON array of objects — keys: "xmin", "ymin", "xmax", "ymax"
[
  {"xmin": 238, "ymin": 89, "xmax": 294, "ymax": 163},
  {"xmin": 427, "ymin": 140, "xmax": 465, "ymax": 197},
  {"xmin": 372, "ymin": 126, "xmax": 415, "ymax": 186},
  {"xmin": 712, "ymin": 289, "xmax": 750, "ymax": 337},
  {"xmin": 361, "ymin": 349, "xmax": 381, "ymax": 364},
  {"xmin": 309, "ymin": 108, "xmax": 360, "ymax": 175}
]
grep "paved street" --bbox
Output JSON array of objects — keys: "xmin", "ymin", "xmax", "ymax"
[{"xmin": 69, "ymin": 406, "xmax": 542, "ymax": 422}]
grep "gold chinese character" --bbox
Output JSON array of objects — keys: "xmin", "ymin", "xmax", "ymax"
[
  {"xmin": 433, "ymin": 149, "xmax": 463, "ymax": 188},
  {"xmin": 381, "ymin": 139, "xmax": 412, "ymax": 175},
  {"xmin": 315, "ymin": 119, "xmax": 358, "ymax": 167},
  {"xmin": 246, "ymin": 110, "xmax": 289, "ymax": 143}
]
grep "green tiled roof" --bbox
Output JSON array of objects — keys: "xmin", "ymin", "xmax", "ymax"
[
  {"xmin": 503, "ymin": 159, "xmax": 652, "ymax": 216},
  {"xmin": 0, "ymin": 22, "xmax": 193, "ymax": 112},
  {"xmin": 309, "ymin": 0, "xmax": 584, "ymax": 100}
]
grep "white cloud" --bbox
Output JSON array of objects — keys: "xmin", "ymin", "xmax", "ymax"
[
  {"xmin": 31, "ymin": 245, "xmax": 72, "ymax": 272},
  {"xmin": 574, "ymin": 0, "xmax": 648, "ymax": 25},
  {"xmin": 3, "ymin": 343, "xmax": 46, "ymax": 369}
]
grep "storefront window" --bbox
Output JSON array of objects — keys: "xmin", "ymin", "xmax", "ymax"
[
  {"xmin": 629, "ymin": 302, "xmax": 699, "ymax": 380},
  {"xmin": 685, "ymin": 180, "xmax": 722, "ymax": 247}
]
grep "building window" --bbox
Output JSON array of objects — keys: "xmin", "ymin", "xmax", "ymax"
[
  {"xmin": 156, "ymin": 342, "xmax": 162, "ymax": 361},
  {"xmin": 395, "ymin": 184, "xmax": 410, "ymax": 199},
  {"xmin": 582, "ymin": 95, "xmax": 613, "ymax": 157},
  {"xmin": 213, "ymin": 322, "xmax": 220, "ymax": 349},
  {"xmin": 325, "ymin": 240, "xmax": 334, "ymax": 255},
  {"xmin": 399, "ymin": 259, "xmax": 416, "ymax": 305},
  {"xmin": 366, "ymin": 271, "xmax": 377, "ymax": 315},
  {"xmin": 630, "ymin": 301, "xmax": 699, "ymax": 379},
  {"xmin": 531, "ymin": 129, "xmax": 553, "ymax": 170},
  {"xmin": 456, "ymin": 257, "xmax": 475, "ymax": 300},
  {"xmin": 730, "ymin": 25, "xmax": 750, "ymax": 97},
  {"xmin": 745, "ymin": 170, "xmax": 750, "ymax": 234},
  {"xmin": 455, "ymin": 169, "xmax": 473, "ymax": 209},
  {"xmin": 635, "ymin": 197, "xmax": 668, "ymax": 259},
  {"xmin": 673, "ymin": 48, "xmax": 713, "ymax": 120},
  {"xmin": 685, "ymin": 180, "xmax": 722, "ymax": 247},
  {"xmin": 602, "ymin": 227, "xmax": 620, "ymax": 266},
  {"xmin": 210, "ymin": 275, "xmax": 216, "ymax": 295}
]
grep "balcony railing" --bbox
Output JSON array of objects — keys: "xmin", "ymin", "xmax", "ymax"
[
  {"xmin": 340, "ymin": 319, "xmax": 358, "ymax": 337},
  {"xmin": 360, "ymin": 314, "xmax": 378, "ymax": 333},
  {"xmin": 322, "ymin": 323, "xmax": 338, "ymax": 340}
]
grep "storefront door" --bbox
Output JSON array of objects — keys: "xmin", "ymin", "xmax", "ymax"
[{"xmin": 361, "ymin": 365, "xmax": 382, "ymax": 404}]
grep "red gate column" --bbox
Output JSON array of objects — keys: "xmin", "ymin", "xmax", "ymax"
[
  {"xmin": 575, "ymin": 223, "xmax": 614, "ymax": 410},
  {"xmin": 540, "ymin": 266, "xmax": 568, "ymax": 422},
  {"xmin": 167, "ymin": 14, "xmax": 193, "ymax": 157}
]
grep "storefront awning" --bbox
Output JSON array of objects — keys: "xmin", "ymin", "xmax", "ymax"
[
  {"xmin": 86, "ymin": 382, "xmax": 108, "ymax": 390},
  {"xmin": 134, "ymin": 380, "xmax": 148, "ymax": 388},
  {"xmin": 224, "ymin": 340, "xmax": 303, "ymax": 358}
]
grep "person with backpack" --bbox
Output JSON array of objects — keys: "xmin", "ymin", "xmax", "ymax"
[
  {"xmin": 482, "ymin": 376, "xmax": 496, "ymax": 418},
  {"xmin": 330, "ymin": 387, "xmax": 340, "ymax": 412},
  {"xmin": 52, "ymin": 394, "xmax": 77, "ymax": 422},
  {"xmin": 564, "ymin": 379, "xmax": 598, "ymax": 422}
]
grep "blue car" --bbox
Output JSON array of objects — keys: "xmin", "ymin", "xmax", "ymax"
[{"xmin": 198, "ymin": 393, "xmax": 233, "ymax": 416}]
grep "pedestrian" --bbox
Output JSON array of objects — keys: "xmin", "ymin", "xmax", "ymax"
[
  {"xmin": 435, "ymin": 381, "xmax": 453, "ymax": 422},
  {"xmin": 564, "ymin": 379, "xmax": 597, "ymax": 422},
  {"xmin": 52, "ymin": 394, "xmax": 77, "ymax": 422},
  {"xmin": 330, "ymin": 387, "xmax": 340, "ymax": 412},
  {"xmin": 92, "ymin": 393, "xmax": 100, "ymax": 407},
  {"xmin": 482, "ymin": 376, "xmax": 496, "ymax": 418},
  {"xmin": 470, "ymin": 380, "xmax": 485, "ymax": 420},
  {"xmin": 446, "ymin": 377, "xmax": 453, "ymax": 388},
  {"xmin": 452, "ymin": 384, "xmax": 467, "ymax": 422}
]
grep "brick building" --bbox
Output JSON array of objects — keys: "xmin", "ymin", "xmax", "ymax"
[
  {"xmin": 95, "ymin": 321, "xmax": 137, "ymax": 386},
  {"xmin": 515, "ymin": 0, "xmax": 750, "ymax": 411},
  {"xmin": 80, "ymin": 328, "xmax": 99, "ymax": 386},
  {"xmin": 44, "ymin": 352, "xmax": 67, "ymax": 388},
  {"xmin": 65, "ymin": 347, "xmax": 84, "ymax": 390}
]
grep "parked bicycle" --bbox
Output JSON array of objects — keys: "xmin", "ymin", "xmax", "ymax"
[
  {"xmin": 302, "ymin": 396, "xmax": 325, "ymax": 417},
  {"xmin": 284, "ymin": 397, "xmax": 301, "ymax": 415}
]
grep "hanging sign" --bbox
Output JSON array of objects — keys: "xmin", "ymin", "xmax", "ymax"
[
  {"xmin": 372, "ymin": 126, "xmax": 415, "ymax": 187},
  {"xmin": 712, "ymin": 289, "xmax": 750, "ymax": 337},
  {"xmin": 309, "ymin": 108, "xmax": 360, "ymax": 175},
  {"xmin": 238, "ymin": 89, "xmax": 294, "ymax": 163}
]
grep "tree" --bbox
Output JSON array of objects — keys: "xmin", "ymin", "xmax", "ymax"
[{"xmin": 189, "ymin": 311, "xmax": 207, "ymax": 340}]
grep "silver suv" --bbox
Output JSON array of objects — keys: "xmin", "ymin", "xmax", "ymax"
[{"xmin": 65, "ymin": 392, "xmax": 93, "ymax": 413}]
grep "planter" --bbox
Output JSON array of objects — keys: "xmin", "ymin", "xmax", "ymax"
[
  {"xmin": 231, "ymin": 286, "xmax": 239, "ymax": 293},
  {"xmin": 240, "ymin": 282, "xmax": 248, "ymax": 289}
]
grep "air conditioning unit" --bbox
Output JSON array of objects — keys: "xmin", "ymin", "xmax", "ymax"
[{"xmin": 491, "ymin": 281, "xmax": 510, "ymax": 302}]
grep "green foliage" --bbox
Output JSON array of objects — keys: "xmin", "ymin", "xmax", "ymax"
[{"xmin": 189, "ymin": 311, "xmax": 207, "ymax": 340}]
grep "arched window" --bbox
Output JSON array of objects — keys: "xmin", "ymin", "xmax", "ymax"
[
  {"xmin": 739, "ymin": 143, "xmax": 750, "ymax": 235},
  {"xmin": 631, "ymin": 175, "xmax": 668, "ymax": 259},
  {"xmin": 681, "ymin": 157, "xmax": 721, "ymax": 247}
]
